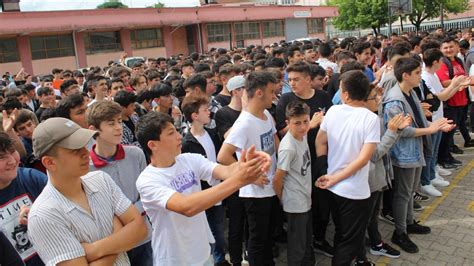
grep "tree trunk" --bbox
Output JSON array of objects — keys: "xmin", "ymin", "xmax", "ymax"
[{"xmin": 400, "ymin": 16, "xmax": 404, "ymax": 32}]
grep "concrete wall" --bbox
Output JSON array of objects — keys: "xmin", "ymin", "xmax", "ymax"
[
  {"xmin": 263, "ymin": 36, "xmax": 285, "ymax": 45},
  {"xmin": 32, "ymin": 56, "xmax": 76, "ymax": 75},
  {"xmin": 0, "ymin": 61, "xmax": 23, "ymax": 75},
  {"xmin": 308, "ymin": 33, "xmax": 326, "ymax": 40},
  {"xmin": 132, "ymin": 47, "xmax": 167, "ymax": 59},
  {"xmin": 87, "ymin": 51, "xmax": 123, "ymax": 68}
]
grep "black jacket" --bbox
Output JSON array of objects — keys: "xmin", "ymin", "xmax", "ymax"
[{"xmin": 181, "ymin": 128, "xmax": 222, "ymax": 190}]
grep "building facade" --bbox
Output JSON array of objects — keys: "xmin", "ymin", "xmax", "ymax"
[{"xmin": 0, "ymin": 4, "xmax": 337, "ymax": 75}]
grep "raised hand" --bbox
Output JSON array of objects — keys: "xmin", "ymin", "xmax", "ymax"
[{"xmin": 2, "ymin": 109, "xmax": 18, "ymax": 133}]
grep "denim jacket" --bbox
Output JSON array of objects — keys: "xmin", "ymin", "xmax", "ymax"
[{"xmin": 381, "ymin": 83, "xmax": 430, "ymax": 168}]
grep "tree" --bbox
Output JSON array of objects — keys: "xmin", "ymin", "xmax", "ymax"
[
  {"xmin": 408, "ymin": 0, "xmax": 470, "ymax": 32},
  {"xmin": 147, "ymin": 2, "xmax": 165, "ymax": 8},
  {"xmin": 329, "ymin": 0, "xmax": 397, "ymax": 35},
  {"xmin": 97, "ymin": 0, "xmax": 128, "ymax": 9}
]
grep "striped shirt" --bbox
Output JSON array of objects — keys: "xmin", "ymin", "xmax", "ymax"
[{"xmin": 28, "ymin": 171, "xmax": 132, "ymax": 266}]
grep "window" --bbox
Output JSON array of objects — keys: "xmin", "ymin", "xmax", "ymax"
[
  {"xmin": 307, "ymin": 18, "xmax": 325, "ymax": 34},
  {"xmin": 263, "ymin": 20, "xmax": 285, "ymax": 38},
  {"xmin": 85, "ymin": 31, "xmax": 122, "ymax": 54},
  {"xmin": 207, "ymin": 23, "xmax": 231, "ymax": 43},
  {"xmin": 30, "ymin": 34, "xmax": 75, "ymax": 60},
  {"xmin": 0, "ymin": 38, "xmax": 20, "ymax": 63},
  {"xmin": 235, "ymin": 22, "xmax": 260, "ymax": 40},
  {"xmin": 131, "ymin": 28, "xmax": 164, "ymax": 49}
]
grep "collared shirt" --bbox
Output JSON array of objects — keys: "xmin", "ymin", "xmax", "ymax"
[{"xmin": 28, "ymin": 171, "xmax": 132, "ymax": 266}]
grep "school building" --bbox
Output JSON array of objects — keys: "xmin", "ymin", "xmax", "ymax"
[{"xmin": 0, "ymin": 3, "xmax": 338, "ymax": 75}]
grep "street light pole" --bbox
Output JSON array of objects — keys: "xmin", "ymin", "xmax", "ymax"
[
  {"xmin": 388, "ymin": 1, "xmax": 392, "ymax": 36},
  {"xmin": 440, "ymin": 2, "xmax": 444, "ymax": 29}
]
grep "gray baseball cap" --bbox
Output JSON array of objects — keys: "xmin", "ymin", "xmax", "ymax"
[
  {"xmin": 33, "ymin": 118, "xmax": 97, "ymax": 158},
  {"xmin": 227, "ymin": 75, "xmax": 246, "ymax": 92}
]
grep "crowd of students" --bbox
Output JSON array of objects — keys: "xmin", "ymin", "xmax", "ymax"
[{"xmin": 1, "ymin": 26, "xmax": 473, "ymax": 266}]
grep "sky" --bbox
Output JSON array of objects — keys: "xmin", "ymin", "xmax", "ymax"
[{"xmin": 19, "ymin": 0, "xmax": 199, "ymax": 11}]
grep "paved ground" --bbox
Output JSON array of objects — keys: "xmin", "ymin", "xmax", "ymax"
[{"xmin": 237, "ymin": 135, "xmax": 474, "ymax": 266}]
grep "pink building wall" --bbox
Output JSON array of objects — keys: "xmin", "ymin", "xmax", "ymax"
[
  {"xmin": 87, "ymin": 51, "xmax": 124, "ymax": 68},
  {"xmin": 0, "ymin": 62, "xmax": 23, "ymax": 75},
  {"xmin": 132, "ymin": 47, "xmax": 167, "ymax": 59},
  {"xmin": 32, "ymin": 56, "xmax": 76, "ymax": 75}
]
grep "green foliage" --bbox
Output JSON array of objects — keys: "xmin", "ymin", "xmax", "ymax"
[
  {"xmin": 147, "ymin": 2, "xmax": 165, "ymax": 8},
  {"xmin": 329, "ymin": 0, "xmax": 396, "ymax": 34},
  {"xmin": 97, "ymin": 0, "xmax": 128, "ymax": 9},
  {"xmin": 408, "ymin": 0, "xmax": 470, "ymax": 31}
]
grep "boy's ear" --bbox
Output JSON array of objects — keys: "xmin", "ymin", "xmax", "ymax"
[
  {"xmin": 88, "ymin": 124, "xmax": 97, "ymax": 131},
  {"xmin": 285, "ymin": 119, "xmax": 289, "ymax": 125}
]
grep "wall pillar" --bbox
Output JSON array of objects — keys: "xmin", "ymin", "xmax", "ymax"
[
  {"xmin": 163, "ymin": 26, "xmax": 174, "ymax": 58},
  {"xmin": 74, "ymin": 31, "xmax": 88, "ymax": 68},
  {"xmin": 17, "ymin": 36, "xmax": 33, "ymax": 75},
  {"xmin": 120, "ymin": 29, "xmax": 133, "ymax": 57}
]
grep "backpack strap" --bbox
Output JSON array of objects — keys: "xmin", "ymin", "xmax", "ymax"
[{"xmin": 441, "ymin": 57, "xmax": 454, "ymax": 80}]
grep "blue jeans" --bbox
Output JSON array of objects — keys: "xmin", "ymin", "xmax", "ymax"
[
  {"xmin": 127, "ymin": 241, "xmax": 153, "ymax": 266},
  {"xmin": 421, "ymin": 132, "xmax": 442, "ymax": 186},
  {"xmin": 206, "ymin": 205, "xmax": 226, "ymax": 263}
]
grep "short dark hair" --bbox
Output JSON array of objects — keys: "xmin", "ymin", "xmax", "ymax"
[
  {"xmin": 181, "ymin": 94, "xmax": 209, "ymax": 123},
  {"xmin": 409, "ymin": 36, "xmax": 423, "ymax": 49},
  {"xmin": 73, "ymin": 70, "xmax": 84, "ymax": 78},
  {"xmin": 339, "ymin": 60, "xmax": 365, "ymax": 74},
  {"xmin": 114, "ymin": 90, "xmax": 137, "ymax": 107},
  {"xmin": 130, "ymin": 74, "xmax": 148, "ymax": 88},
  {"xmin": 388, "ymin": 41, "xmax": 412, "ymax": 60},
  {"xmin": 111, "ymin": 67, "xmax": 131, "ymax": 79},
  {"xmin": 51, "ymin": 68, "xmax": 62, "ymax": 74},
  {"xmin": 146, "ymin": 69, "xmax": 161, "ymax": 81},
  {"xmin": 136, "ymin": 90, "xmax": 154, "ymax": 104},
  {"xmin": 422, "ymin": 48, "xmax": 444, "ymax": 67},
  {"xmin": 318, "ymin": 43, "xmax": 332, "ymax": 57},
  {"xmin": 60, "ymin": 79, "xmax": 79, "ymax": 94},
  {"xmin": 340, "ymin": 70, "xmax": 371, "ymax": 101},
  {"xmin": 286, "ymin": 61, "xmax": 311, "ymax": 76},
  {"xmin": 394, "ymin": 57, "xmax": 421, "ymax": 82},
  {"xmin": 136, "ymin": 111, "xmax": 175, "ymax": 156},
  {"xmin": 420, "ymin": 38, "xmax": 441, "ymax": 52},
  {"xmin": 55, "ymin": 93, "xmax": 85, "ymax": 119},
  {"xmin": 150, "ymin": 83, "xmax": 173, "ymax": 98},
  {"xmin": 309, "ymin": 64, "xmax": 326, "ymax": 80},
  {"xmin": 287, "ymin": 45, "xmax": 301, "ymax": 58},
  {"xmin": 442, "ymin": 36, "xmax": 458, "ymax": 45},
  {"xmin": 181, "ymin": 60, "xmax": 194, "ymax": 69},
  {"xmin": 1, "ymin": 97, "xmax": 22, "ymax": 112},
  {"xmin": 89, "ymin": 75, "xmax": 107, "ymax": 87},
  {"xmin": 0, "ymin": 132, "xmax": 14, "ymax": 154},
  {"xmin": 335, "ymin": 50, "xmax": 356, "ymax": 63},
  {"xmin": 246, "ymin": 71, "xmax": 277, "ymax": 98},
  {"xmin": 352, "ymin": 41, "xmax": 371, "ymax": 55},
  {"xmin": 13, "ymin": 110, "xmax": 35, "ymax": 131},
  {"xmin": 285, "ymin": 101, "xmax": 310, "ymax": 119},
  {"xmin": 459, "ymin": 39, "xmax": 470, "ymax": 50},
  {"xmin": 195, "ymin": 63, "xmax": 211, "ymax": 73},
  {"xmin": 264, "ymin": 57, "xmax": 285, "ymax": 69},
  {"xmin": 183, "ymin": 74, "xmax": 207, "ymax": 92}
]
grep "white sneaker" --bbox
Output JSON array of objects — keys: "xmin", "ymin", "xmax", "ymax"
[
  {"xmin": 436, "ymin": 165, "xmax": 452, "ymax": 176},
  {"xmin": 420, "ymin": 184, "xmax": 442, "ymax": 197},
  {"xmin": 432, "ymin": 174, "xmax": 450, "ymax": 187}
]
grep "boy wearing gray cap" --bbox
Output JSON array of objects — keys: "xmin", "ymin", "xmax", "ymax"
[{"xmin": 28, "ymin": 117, "xmax": 147, "ymax": 265}]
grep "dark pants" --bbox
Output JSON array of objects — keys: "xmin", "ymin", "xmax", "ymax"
[
  {"xmin": 382, "ymin": 188, "xmax": 393, "ymax": 215},
  {"xmin": 127, "ymin": 241, "xmax": 153, "ymax": 266},
  {"xmin": 312, "ymin": 186, "xmax": 331, "ymax": 241},
  {"xmin": 243, "ymin": 196, "xmax": 278, "ymax": 266},
  {"xmin": 327, "ymin": 190, "xmax": 370, "ymax": 266},
  {"xmin": 206, "ymin": 205, "xmax": 226, "ymax": 264},
  {"xmin": 439, "ymin": 106, "xmax": 465, "ymax": 163},
  {"xmin": 460, "ymin": 104, "xmax": 471, "ymax": 143},
  {"xmin": 357, "ymin": 191, "xmax": 383, "ymax": 261},
  {"xmin": 286, "ymin": 211, "xmax": 315, "ymax": 266},
  {"xmin": 226, "ymin": 192, "xmax": 247, "ymax": 265}
]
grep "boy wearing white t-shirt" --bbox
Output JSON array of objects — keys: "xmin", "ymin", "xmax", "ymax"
[
  {"xmin": 421, "ymin": 48, "xmax": 470, "ymax": 195},
  {"xmin": 180, "ymin": 94, "xmax": 229, "ymax": 265},
  {"xmin": 135, "ymin": 112, "xmax": 270, "ymax": 266},
  {"xmin": 315, "ymin": 70, "xmax": 380, "ymax": 265},
  {"xmin": 218, "ymin": 71, "xmax": 280, "ymax": 266}
]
